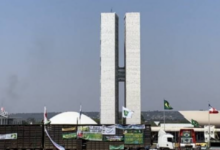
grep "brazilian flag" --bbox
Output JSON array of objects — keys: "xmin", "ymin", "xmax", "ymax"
[
  {"xmin": 164, "ymin": 100, "xmax": 173, "ymax": 110},
  {"xmin": 191, "ymin": 119, "xmax": 199, "ymax": 127}
]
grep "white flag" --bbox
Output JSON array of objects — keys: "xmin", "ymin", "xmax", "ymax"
[
  {"xmin": 45, "ymin": 128, "xmax": 65, "ymax": 150},
  {"xmin": 122, "ymin": 106, "xmax": 134, "ymax": 118},
  {"xmin": 44, "ymin": 107, "xmax": 51, "ymax": 125}
]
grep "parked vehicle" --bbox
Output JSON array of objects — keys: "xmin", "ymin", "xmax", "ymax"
[
  {"xmin": 209, "ymin": 132, "xmax": 220, "ymax": 149},
  {"xmin": 209, "ymin": 140, "xmax": 220, "ymax": 150},
  {"xmin": 156, "ymin": 129, "xmax": 175, "ymax": 150},
  {"xmin": 178, "ymin": 129, "xmax": 196, "ymax": 150}
]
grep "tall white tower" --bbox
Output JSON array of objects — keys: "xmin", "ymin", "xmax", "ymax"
[
  {"xmin": 124, "ymin": 13, "xmax": 141, "ymax": 124},
  {"xmin": 100, "ymin": 12, "xmax": 140, "ymax": 124},
  {"xmin": 100, "ymin": 13, "xmax": 119, "ymax": 124}
]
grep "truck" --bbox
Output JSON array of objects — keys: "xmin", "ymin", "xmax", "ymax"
[
  {"xmin": 157, "ymin": 129, "xmax": 175, "ymax": 150},
  {"xmin": 209, "ymin": 132, "xmax": 220, "ymax": 149},
  {"xmin": 178, "ymin": 129, "xmax": 196, "ymax": 150},
  {"xmin": 210, "ymin": 140, "xmax": 220, "ymax": 150}
]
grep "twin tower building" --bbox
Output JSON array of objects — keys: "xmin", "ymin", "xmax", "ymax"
[{"xmin": 100, "ymin": 12, "xmax": 141, "ymax": 125}]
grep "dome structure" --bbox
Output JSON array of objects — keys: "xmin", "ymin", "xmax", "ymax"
[{"xmin": 50, "ymin": 111, "xmax": 97, "ymax": 124}]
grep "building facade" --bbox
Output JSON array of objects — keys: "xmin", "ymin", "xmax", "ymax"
[
  {"xmin": 0, "ymin": 114, "xmax": 20, "ymax": 125},
  {"xmin": 100, "ymin": 12, "xmax": 140, "ymax": 124},
  {"xmin": 100, "ymin": 13, "xmax": 119, "ymax": 124},
  {"xmin": 124, "ymin": 13, "xmax": 141, "ymax": 124}
]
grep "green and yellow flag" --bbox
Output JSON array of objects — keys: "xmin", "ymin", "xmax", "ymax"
[
  {"xmin": 191, "ymin": 119, "xmax": 199, "ymax": 127},
  {"xmin": 164, "ymin": 100, "xmax": 173, "ymax": 110}
]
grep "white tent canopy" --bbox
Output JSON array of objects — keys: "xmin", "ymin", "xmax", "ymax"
[{"xmin": 50, "ymin": 111, "xmax": 97, "ymax": 124}]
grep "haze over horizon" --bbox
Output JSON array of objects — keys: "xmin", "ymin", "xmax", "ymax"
[{"xmin": 1, "ymin": 1, "xmax": 220, "ymax": 113}]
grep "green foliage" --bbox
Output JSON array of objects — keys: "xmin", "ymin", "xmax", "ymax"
[
  {"xmin": 27, "ymin": 117, "xmax": 36, "ymax": 124},
  {"xmin": 178, "ymin": 120, "xmax": 190, "ymax": 123},
  {"xmin": 22, "ymin": 120, "xmax": 28, "ymax": 125},
  {"xmin": 141, "ymin": 113, "xmax": 145, "ymax": 124},
  {"xmin": 92, "ymin": 118, "xmax": 100, "ymax": 124},
  {"xmin": 22, "ymin": 118, "xmax": 43, "ymax": 125}
]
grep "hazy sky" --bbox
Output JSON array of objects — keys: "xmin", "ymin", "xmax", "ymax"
[{"xmin": 0, "ymin": 1, "xmax": 220, "ymax": 113}]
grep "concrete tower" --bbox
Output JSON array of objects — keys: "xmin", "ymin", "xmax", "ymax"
[
  {"xmin": 100, "ymin": 12, "xmax": 140, "ymax": 124},
  {"xmin": 124, "ymin": 13, "xmax": 141, "ymax": 124},
  {"xmin": 100, "ymin": 13, "xmax": 119, "ymax": 124}
]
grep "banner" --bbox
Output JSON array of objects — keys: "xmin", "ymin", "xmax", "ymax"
[
  {"xmin": 62, "ymin": 127, "xmax": 76, "ymax": 131},
  {"xmin": 62, "ymin": 133, "xmax": 77, "ymax": 139},
  {"xmin": 115, "ymin": 124, "xmax": 145, "ymax": 130},
  {"xmin": 82, "ymin": 133, "xmax": 102, "ymax": 141},
  {"xmin": 45, "ymin": 128, "xmax": 65, "ymax": 150},
  {"xmin": 102, "ymin": 125, "xmax": 116, "ymax": 135},
  {"xmin": 103, "ymin": 136, "xmax": 123, "ymax": 141},
  {"xmin": 0, "ymin": 133, "xmax": 17, "ymax": 140},
  {"xmin": 124, "ymin": 133, "xmax": 144, "ymax": 144},
  {"xmin": 109, "ymin": 145, "xmax": 124, "ymax": 150},
  {"xmin": 124, "ymin": 129, "xmax": 142, "ymax": 133},
  {"xmin": 78, "ymin": 126, "xmax": 102, "ymax": 133}
]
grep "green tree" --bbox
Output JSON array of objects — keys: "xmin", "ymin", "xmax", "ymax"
[
  {"xmin": 92, "ymin": 118, "xmax": 100, "ymax": 124},
  {"xmin": 141, "ymin": 113, "xmax": 145, "ymax": 124},
  {"xmin": 27, "ymin": 117, "xmax": 36, "ymax": 124},
  {"xmin": 22, "ymin": 120, "xmax": 28, "ymax": 125}
]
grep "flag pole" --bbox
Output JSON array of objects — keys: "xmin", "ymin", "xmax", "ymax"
[
  {"xmin": 122, "ymin": 106, "xmax": 125, "ymax": 125},
  {"xmin": 163, "ymin": 99, "xmax": 165, "ymax": 130},
  {"xmin": 164, "ymin": 109, "xmax": 165, "ymax": 130},
  {"xmin": 79, "ymin": 103, "xmax": 81, "ymax": 125},
  {"xmin": 209, "ymin": 111, "xmax": 210, "ymax": 148},
  {"xmin": 43, "ymin": 106, "xmax": 45, "ymax": 150}
]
